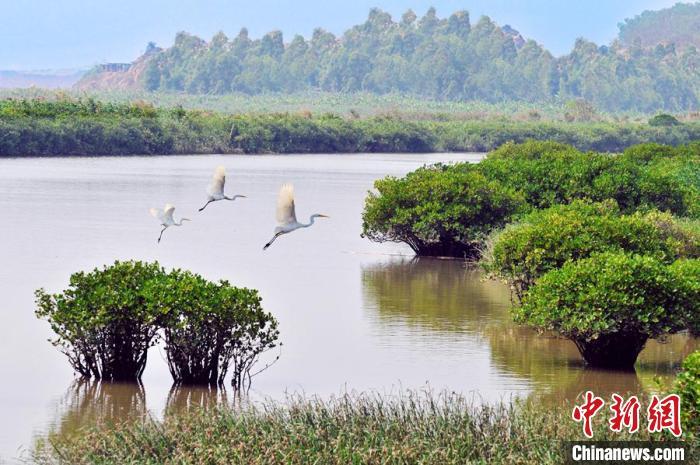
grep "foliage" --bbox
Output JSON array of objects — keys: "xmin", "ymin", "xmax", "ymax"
[
  {"xmin": 80, "ymin": 7, "xmax": 700, "ymax": 112},
  {"xmin": 362, "ymin": 163, "xmax": 526, "ymax": 257},
  {"xmin": 618, "ymin": 2, "xmax": 700, "ymax": 50},
  {"xmin": 477, "ymin": 141, "xmax": 613, "ymax": 209},
  {"xmin": 649, "ymin": 113, "xmax": 681, "ymax": 127},
  {"xmin": 363, "ymin": 141, "xmax": 700, "ymax": 257},
  {"xmin": 674, "ymin": 350, "xmax": 700, "ymax": 439},
  {"xmin": 478, "ymin": 140, "xmax": 700, "ymax": 216},
  {"xmin": 483, "ymin": 200, "xmax": 700, "ymax": 301},
  {"xmin": 34, "ymin": 261, "xmax": 166, "ymax": 381},
  {"xmin": 32, "ymin": 392, "xmax": 697, "ymax": 465},
  {"xmin": 4, "ymin": 98, "xmax": 700, "ymax": 156},
  {"xmin": 518, "ymin": 252, "xmax": 699, "ymax": 368},
  {"xmin": 144, "ymin": 269, "xmax": 280, "ymax": 389}
]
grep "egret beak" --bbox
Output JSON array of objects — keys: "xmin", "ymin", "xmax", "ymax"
[{"xmin": 319, "ymin": 214, "xmax": 330, "ymax": 218}]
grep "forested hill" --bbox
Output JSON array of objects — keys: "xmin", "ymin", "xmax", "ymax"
[
  {"xmin": 618, "ymin": 2, "xmax": 700, "ymax": 50},
  {"xmin": 76, "ymin": 7, "xmax": 700, "ymax": 113}
]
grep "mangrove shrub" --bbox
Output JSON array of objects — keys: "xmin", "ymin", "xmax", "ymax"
[
  {"xmin": 484, "ymin": 200, "xmax": 700, "ymax": 301},
  {"xmin": 145, "ymin": 269, "xmax": 280, "ymax": 388},
  {"xmin": 675, "ymin": 350, "xmax": 700, "ymax": 439},
  {"xmin": 518, "ymin": 252, "xmax": 699, "ymax": 369},
  {"xmin": 362, "ymin": 164, "xmax": 526, "ymax": 258},
  {"xmin": 34, "ymin": 261, "xmax": 166, "ymax": 381}
]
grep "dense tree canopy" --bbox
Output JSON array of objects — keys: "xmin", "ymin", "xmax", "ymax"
[
  {"xmin": 90, "ymin": 7, "xmax": 700, "ymax": 112},
  {"xmin": 618, "ymin": 2, "xmax": 700, "ymax": 50}
]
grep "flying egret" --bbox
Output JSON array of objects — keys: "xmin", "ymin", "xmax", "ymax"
[
  {"xmin": 149, "ymin": 204, "xmax": 191, "ymax": 243},
  {"xmin": 199, "ymin": 166, "xmax": 247, "ymax": 212},
  {"xmin": 263, "ymin": 183, "xmax": 329, "ymax": 250}
]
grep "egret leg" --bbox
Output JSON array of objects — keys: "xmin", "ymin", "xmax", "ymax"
[
  {"xmin": 198, "ymin": 200, "xmax": 214, "ymax": 212},
  {"xmin": 157, "ymin": 227, "xmax": 167, "ymax": 243},
  {"xmin": 263, "ymin": 232, "xmax": 283, "ymax": 250}
]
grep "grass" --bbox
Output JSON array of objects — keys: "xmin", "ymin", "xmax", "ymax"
[
  {"xmin": 4, "ymin": 88, "xmax": 699, "ymax": 122},
  {"xmin": 31, "ymin": 391, "xmax": 698, "ymax": 465}
]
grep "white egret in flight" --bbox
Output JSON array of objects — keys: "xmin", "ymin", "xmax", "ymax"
[
  {"xmin": 199, "ymin": 166, "xmax": 247, "ymax": 212},
  {"xmin": 263, "ymin": 183, "xmax": 329, "ymax": 250},
  {"xmin": 149, "ymin": 204, "xmax": 190, "ymax": 243}
]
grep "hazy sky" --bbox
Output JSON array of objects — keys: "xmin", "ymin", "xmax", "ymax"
[{"xmin": 0, "ymin": 0, "xmax": 686, "ymax": 70}]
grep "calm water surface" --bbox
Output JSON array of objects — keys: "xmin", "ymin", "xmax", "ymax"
[{"xmin": 0, "ymin": 153, "xmax": 696, "ymax": 461}]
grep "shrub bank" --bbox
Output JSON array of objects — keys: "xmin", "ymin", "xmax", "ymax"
[{"xmin": 4, "ymin": 98, "xmax": 700, "ymax": 156}]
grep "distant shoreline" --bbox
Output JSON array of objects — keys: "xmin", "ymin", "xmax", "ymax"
[{"xmin": 2, "ymin": 98, "xmax": 699, "ymax": 157}]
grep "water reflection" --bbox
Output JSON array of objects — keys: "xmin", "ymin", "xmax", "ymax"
[
  {"xmin": 165, "ymin": 384, "xmax": 232, "ymax": 416},
  {"xmin": 362, "ymin": 257, "xmax": 699, "ymax": 402},
  {"xmin": 50, "ymin": 380, "xmax": 147, "ymax": 436},
  {"xmin": 42, "ymin": 380, "xmax": 236, "ymax": 447}
]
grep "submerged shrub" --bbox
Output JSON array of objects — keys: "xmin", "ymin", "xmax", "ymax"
[
  {"xmin": 34, "ymin": 261, "xmax": 166, "ymax": 381},
  {"xmin": 145, "ymin": 270, "xmax": 280, "ymax": 389},
  {"xmin": 362, "ymin": 163, "xmax": 526, "ymax": 258},
  {"xmin": 518, "ymin": 253, "xmax": 699, "ymax": 369},
  {"xmin": 483, "ymin": 200, "xmax": 700, "ymax": 301},
  {"xmin": 674, "ymin": 350, "xmax": 700, "ymax": 439}
]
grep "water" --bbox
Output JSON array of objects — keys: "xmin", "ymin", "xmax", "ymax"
[{"xmin": 0, "ymin": 153, "xmax": 696, "ymax": 461}]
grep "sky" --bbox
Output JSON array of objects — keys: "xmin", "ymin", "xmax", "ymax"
[{"xmin": 0, "ymin": 0, "xmax": 686, "ymax": 70}]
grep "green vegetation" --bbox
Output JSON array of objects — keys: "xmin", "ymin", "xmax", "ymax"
[
  {"xmin": 34, "ymin": 261, "xmax": 165, "ymax": 381},
  {"xmin": 618, "ymin": 2, "xmax": 700, "ymax": 50},
  {"xmin": 363, "ymin": 141, "xmax": 700, "ymax": 368},
  {"xmin": 517, "ymin": 252, "xmax": 699, "ymax": 368},
  {"xmin": 33, "ymin": 391, "xmax": 695, "ymax": 465},
  {"xmin": 4, "ymin": 98, "xmax": 700, "ymax": 156},
  {"xmin": 479, "ymin": 141, "xmax": 700, "ymax": 215},
  {"xmin": 83, "ymin": 7, "xmax": 700, "ymax": 113},
  {"xmin": 35, "ymin": 261, "xmax": 279, "ymax": 388},
  {"xmin": 649, "ymin": 113, "xmax": 681, "ymax": 127},
  {"xmin": 675, "ymin": 350, "xmax": 700, "ymax": 439},
  {"xmin": 363, "ymin": 141, "xmax": 700, "ymax": 258},
  {"xmin": 143, "ymin": 269, "xmax": 279, "ymax": 389},
  {"xmin": 362, "ymin": 165, "xmax": 525, "ymax": 257},
  {"xmin": 483, "ymin": 200, "xmax": 700, "ymax": 301}
]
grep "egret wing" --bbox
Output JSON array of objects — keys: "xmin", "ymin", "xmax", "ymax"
[
  {"xmin": 206, "ymin": 166, "xmax": 226, "ymax": 197},
  {"xmin": 163, "ymin": 204, "xmax": 176, "ymax": 222},
  {"xmin": 275, "ymin": 183, "xmax": 297, "ymax": 225}
]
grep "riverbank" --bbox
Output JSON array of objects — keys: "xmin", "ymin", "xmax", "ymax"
[
  {"xmin": 2, "ymin": 98, "xmax": 700, "ymax": 156},
  {"xmin": 31, "ymin": 392, "xmax": 697, "ymax": 465}
]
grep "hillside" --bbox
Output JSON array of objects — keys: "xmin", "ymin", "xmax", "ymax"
[
  {"xmin": 618, "ymin": 2, "xmax": 700, "ymax": 50},
  {"xmin": 75, "ymin": 7, "xmax": 700, "ymax": 113}
]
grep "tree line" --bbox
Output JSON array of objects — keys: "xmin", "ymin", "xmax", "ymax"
[{"xmin": 126, "ymin": 7, "xmax": 700, "ymax": 112}]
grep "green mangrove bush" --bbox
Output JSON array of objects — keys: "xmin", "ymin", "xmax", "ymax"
[
  {"xmin": 363, "ymin": 141, "xmax": 700, "ymax": 257},
  {"xmin": 483, "ymin": 200, "xmax": 700, "ymax": 301},
  {"xmin": 518, "ymin": 252, "xmax": 700, "ymax": 369},
  {"xmin": 675, "ymin": 350, "xmax": 700, "ymax": 439},
  {"xmin": 144, "ymin": 269, "xmax": 279, "ymax": 388},
  {"xmin": 479, "ymin": 141, "xmax": 699, "ymax": 216},
  {"xmin": 35, "ymin": 261, "xmax": 166, "ymax": 381},
  {"xmin": 362, "ymin": 163, "xmax": 526, "ymax": 257},
  {"xmin": 35, "ymin": 261, "xmax": 280, "ymax": 389}
]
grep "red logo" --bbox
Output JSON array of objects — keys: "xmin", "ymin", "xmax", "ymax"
[
  {"xmin": 571, "ymin": 392, "xmax": 683, "ymax": 438},
  {"xmin": 572, "ymin": 391, "xmax": 605, "ymax": 438},
  {"xmin": 609, "ymin": 394, "xmax": 640, "ymax": 433},
  {"xmin": 647, "ymin": 394, "xmax": 682, "ymax": 437}
]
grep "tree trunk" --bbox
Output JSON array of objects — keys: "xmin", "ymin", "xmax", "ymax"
[{"xmin": 573, "ymin": 332, "xmax": 648, "ymax": 369}]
